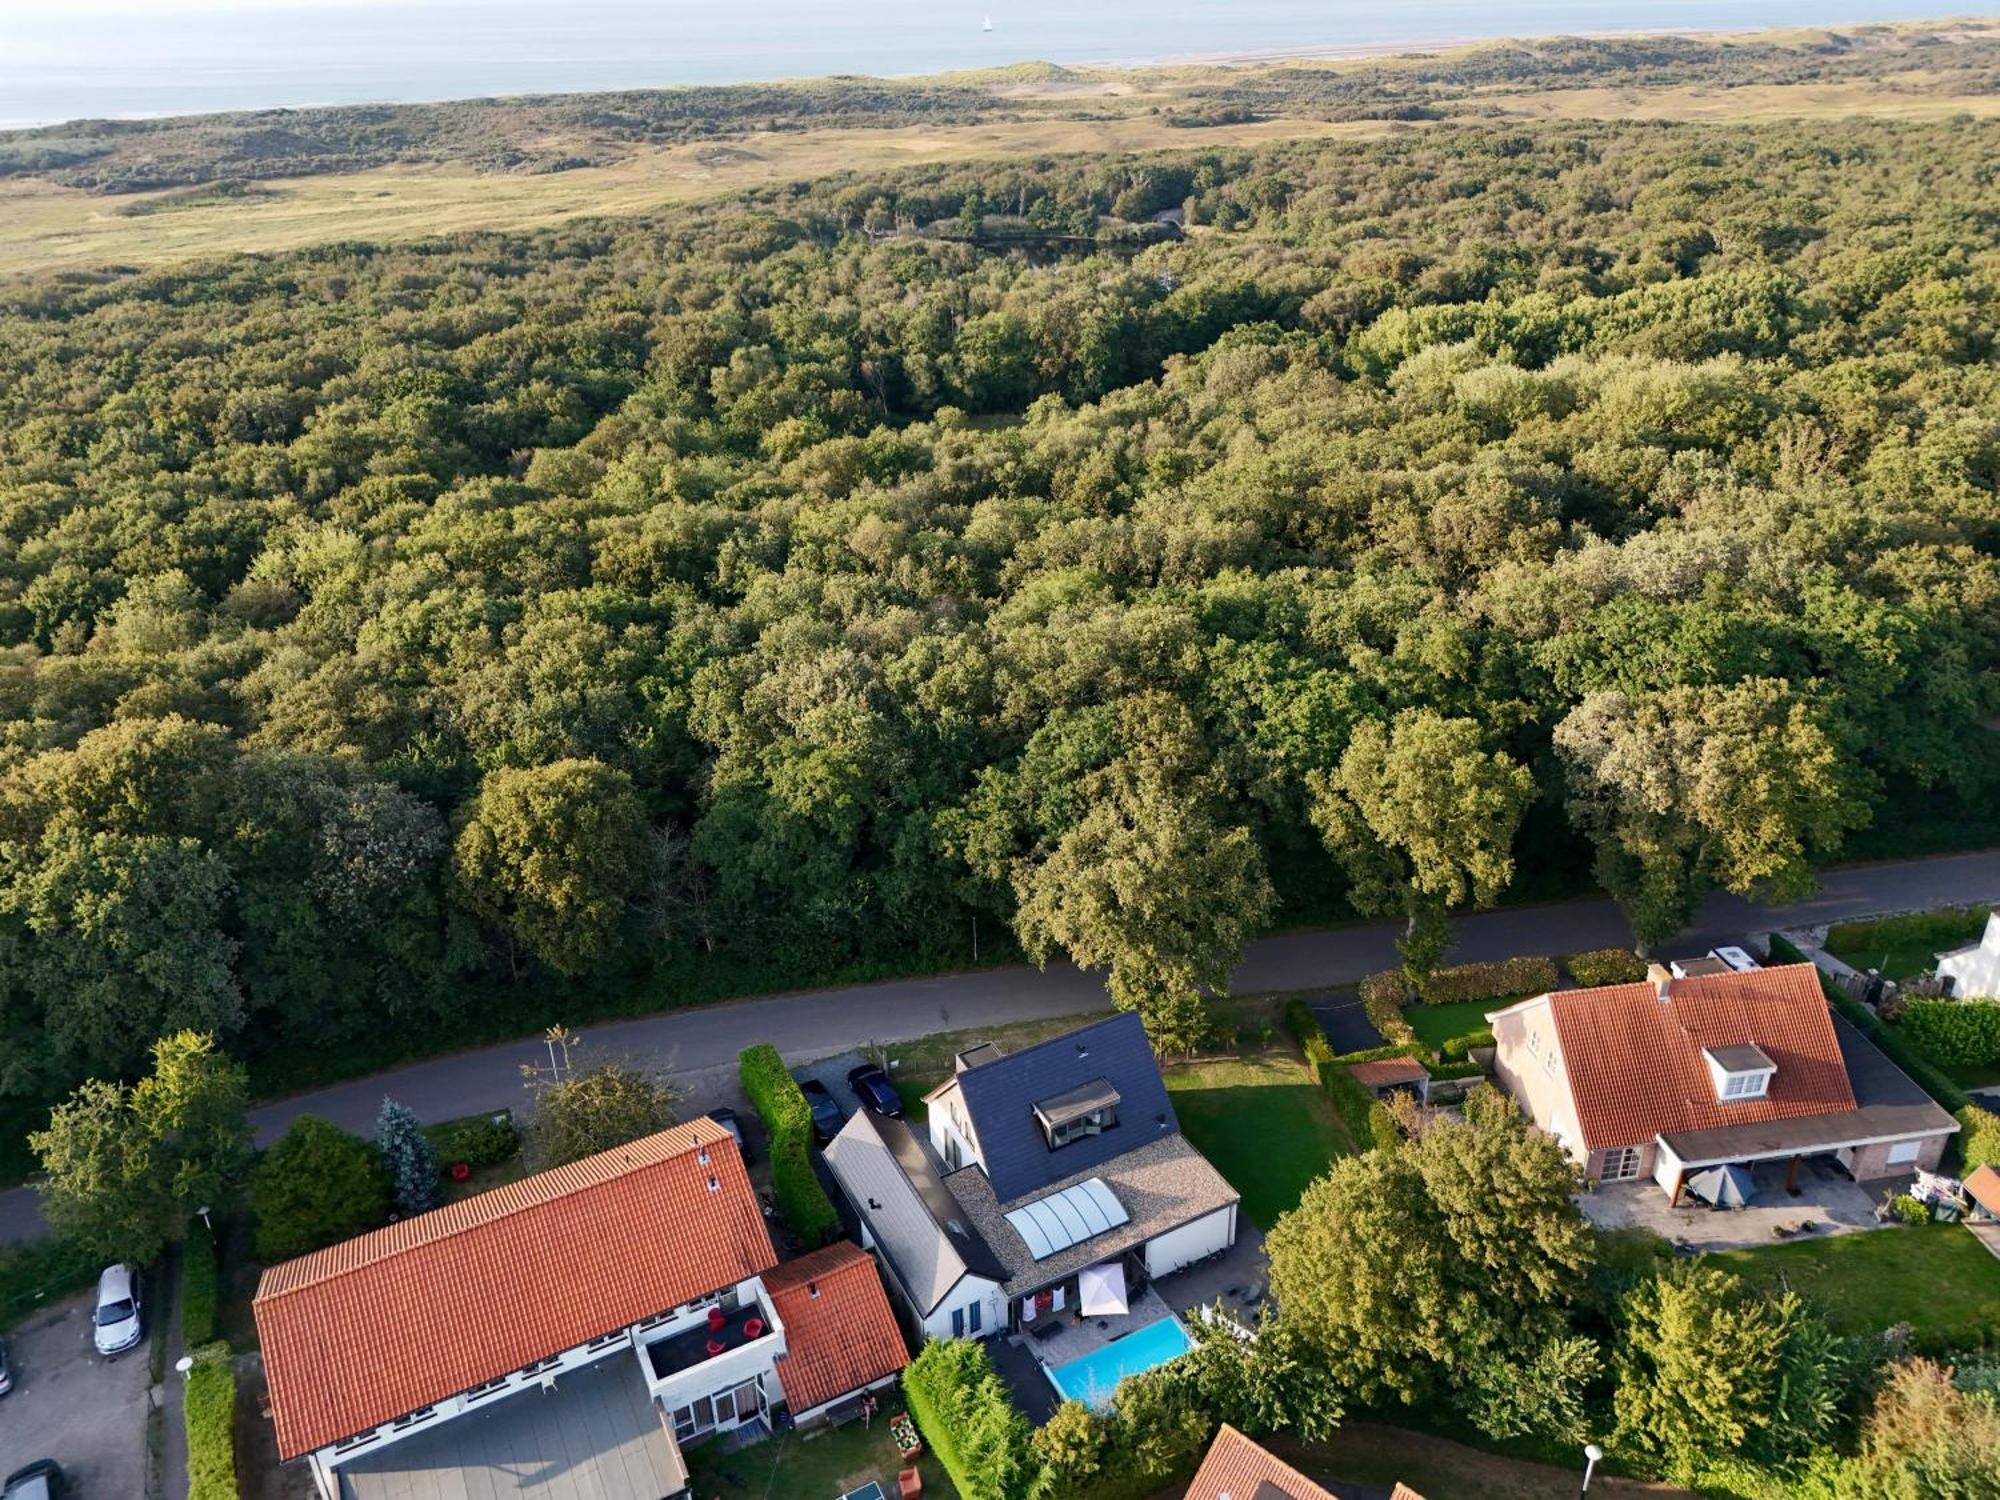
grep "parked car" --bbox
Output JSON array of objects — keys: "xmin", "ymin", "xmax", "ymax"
[
  {"xmin": 0, "ymin": 1336, "xmax": 12, "ymax": 1396},
  {"xmin": 3, "ymin": 1460, "xmax": 64, "ymax": 1500},
  {"xmin": 798, "ymin": 1078, "xmax": 844, "ymax": 1142},
  {"xmin": 92, "ymin": 1263, "xmax": 142, "ymax": 1357},
  {"xmin": 847, "ymin": 1063, "xmax": 905, "ymax": 1119},
  {"xmin": 705, "ymin": 1106, "xmax": 753, "ymax": 1161}
]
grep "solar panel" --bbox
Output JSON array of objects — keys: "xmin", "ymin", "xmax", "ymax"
[{"xmin": 1003, "ymin": 1178, "xmax": 1131, "ymax": 1259}]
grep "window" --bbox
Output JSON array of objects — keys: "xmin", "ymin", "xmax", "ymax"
[
  {"xmin": 391, "ymin": 1407, "xmax": 437, "ymax": 1431},
  {"xmin": 463, "ymin": 1377, "xmax": 510, "ymax": 1404},
  {"xmin": 951, "ymin": 1307, "xmax": 964, "ymax": 1338},
  {"xmin": 1542, "ymin": 1045, "xmax": 1558, "ymax": 1077},
  {"xmin": 672, "ymin": 1395, "xmax": 715, "ymax": 1441},
  {"xmin": 1722, "ymin": 1071, "xmax": 1769, "ymax": 1099},
  {"xmin": 1046, "ymin": 1105, "xmax": 1118, "ymax": 1148},
  {"xmin": 967, "ymin": 1299, "xmax": 982, "ymax": 1335},
  {"xmin": 587, "ymin": 1330, "xmax": 627, "ymax": 1351},
  {"xmin": 1887, "ymin": 1140, "xmax": 1922, "ymax": 1165},
  {"xmin": 1527, "ymin": 1028, "xmax": 1540, "ymax": 1056},
  {"xmin": 1600, "ymin": 1147, "xmax": 1643, "ymax": 1181}
]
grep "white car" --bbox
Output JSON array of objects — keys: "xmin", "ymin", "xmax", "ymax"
[{"xmin": 92, "ymin": 1264, "xmax": 142, "ymax": 1358}]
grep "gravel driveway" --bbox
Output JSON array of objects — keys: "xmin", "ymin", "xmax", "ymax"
[{"xmin": 1, "ymin": 1287, "xmax": 151, "ymax": 1499}]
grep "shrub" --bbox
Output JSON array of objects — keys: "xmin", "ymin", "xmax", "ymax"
[
  {"xmin": 1898, "ymin": 999, "xmax": 2000, "ymax": 1067},
  {"xmin": 422, "ymin": 1111, "xmax": 519, "ymax": 1172},
  {"xmin": 1358, "ymin": 971, "xmax": 1417, "ymax": 1043},
  {"xmin": 185, "ymin": 1341, "xmax": 239, "ymax": 1500},
  {"xmin": 1565, "ymin": 948, "xmax": 1647, "ymax": 987},
  {"xmin": 249, "ymin": 1116, "xmax": 393, "ymax": 1264},
  {"xmin": 1419, "ymin": 955, "xmax": 1559, "ymax": 1006},
  {"xmin": 1284, "ymin": 1000, "xmax": 1338, "ymax": 1087},
  {"xmin": 0, "ymin": 1234, "xmax": 98, "ymax": 1329},
  {"xmin": 1827, "ymin": 908, "xmax": 1988, "ymax": 960},
  {"xmin": 738, "ymin": 1044, "xmax": 839, "ymax": 1247},
  {"xmin": 180, "ymin": 1219, "xmax": 219, "ymax": 1348},
  {"xmin": 1958, "ymin": 1104, "xmax": 2000, "ymax": 1174},
  {"xmin": 1325, "ymin": 1066, "xmax": 1387, "ymax": 1151},
  {"xmin": 1891, "ymin": 1194, "xmax": 1933, "ymax": 1226},
  {"xmin": 377, "ymin": 1097, "xmax": 441, "ymax": 1215},
  {"xmin": 903, "ymin": 1338, "xmax": 1038, "ymax": 1500},
  {"xmin": 1440, "ymin": 1029, "xmax": 1494, "ymax": 1063}
]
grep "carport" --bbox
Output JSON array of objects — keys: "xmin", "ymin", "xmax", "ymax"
[{"xmin": 334, "ymin": 1356, "xmax": 689, "ymax": 1500}]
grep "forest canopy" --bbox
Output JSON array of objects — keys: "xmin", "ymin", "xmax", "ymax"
[{"xmin": 0, "ymin": 112, "xmax": 1995, "ymax": 1157}]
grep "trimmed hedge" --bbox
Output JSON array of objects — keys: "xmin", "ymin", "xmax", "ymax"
[
  {"xmin": 737, "ymin": 1045, "xmax": 839, "ymax": 1247},
  {"xmin": 1358, "ymin": 972, "xmax": 1417, "ymax": 1044},
  {"xmin": 180, "ymin": 1220, "xmax": 219, "ymax": 1348},
  {"xmin": 423, "ymin": 1111, "xmax": 519, "ymax": 1172},
  {"xmin": 1564, "ymin": 948, "xmax": 1647, "ymax": 987},
  {"xmin": 1439, "ymin": 1029, "xmax": 1494, "ymax": 1063},
  {"xmin": 1284, "ymin": 999, "xmax": 1399, "ymax": 1149},
  {"xmin": 1420, "ymin": 955, "xmax": 1559, "ymax": 1005},
  {"xmin": 903, "ymin": 1338, "xmax": 1037, "ymax": 1500},
  {"xmin": 1899, "ymin": 999, "xmax": 2000, "ymax": 1066},
  {"xmin": 1959, "ymin": 1104, "xmax": 2000, "ymax": 1174},
  {"xmin": 185, "ymin": 1342, "xmax": 239, "ymax": 1500},
  {"xmin": 1827, "ymin": 908, "xmax": 1988, "ymax": 960}
]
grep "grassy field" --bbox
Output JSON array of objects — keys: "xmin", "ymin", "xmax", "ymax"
[
  {"xmin": 1164, "ymin": 1051, "xmax": 1350, "ymax": 1229},
  {"xmin": 686, "ymin": 1413, "xmax": 954, "ymax": 1500},
  {"xmin": 1711, "ymin": 1223, "xmax": 2000, "ymax": 1346},
  {"xmin": 1826, "ymin": 907, "xmax": 1989, "ymax": 981},
  {"xmin": 1402, "ymin": 1000, "xmax": 1497, "ymax": 1053}
]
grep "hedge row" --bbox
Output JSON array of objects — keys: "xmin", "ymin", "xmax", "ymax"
[
  {"xmin": 423, "ymin": 1111, "xmax": 519, "ymax": 1172},
  {"xmin": 1563, "ymin": 948, "xmax": 1648, "ymax": 987},
  {"xmin": 1440, "ymin": 1029, "xmax": 1494, "ymax": 1063},
  {"xmin": 1357, "ymin": 973, "xmax": 1417, "ymax": 1044},
  {"xmin": 1422, "ymin": 955, "xmax": 1560, "ymax": 1005},
  {"xmin": 180, "ymin": 1220, "xmax": 219, "ymax": 1349},
  {"xmin": 1282, "ymin": 1000, "xmax": 1401, "ymax": 1150},
  {"xmin": 1827, "ymin": 907, "xmax": 1988, "ymax": 960},
  {"xmin": 185, "ymin": 1342, "xmax": 239, "ymax": 1500},
  {"xmin": 737, "ymin": 1045, "xmax": 840, "ymax": 1247},
  {"xmin": 903, "ymin": 1338, "xmax": 1036, "ymax": 1500},
  {"xmin": 1899, "ymin": 999, "xmax": 2000, "ymax": 1066}
]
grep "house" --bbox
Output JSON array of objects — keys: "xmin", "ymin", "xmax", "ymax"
[
  {"xmin": 823, "ymin": 1106, "xmax": 1011, "ymax": 1342},
  {"xmin": 1486, "ymin": 962, "xmax": 1958, "ymax": 1201},
  {"xmin": 254, "ymin": 1118, "xmax": 908, "ymax": 1500},
  {"xmin": 1183, "ymin": 1424, "xmax": 1425, "ymax": 1500},
  {"xmin": 921, "ymin": 1013, "xmax": 1239, "ymax": 1332},
  {"xmin": 1938, "ymin": 912, "xmax": 2000, "ymax": 997}
]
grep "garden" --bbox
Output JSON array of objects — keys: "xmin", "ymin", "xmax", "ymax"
[
  {"xmin": 1825, "ymin": 907, "xmax": 1989, "ymax": 981},
  {"xmin": 1163, "ymin": 1052, "xmax": 1352, "ymax": 1230}
]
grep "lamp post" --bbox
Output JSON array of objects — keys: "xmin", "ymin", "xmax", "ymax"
[
  {"xmin": 195, "ymin": 1203, "xmax": 212, "ymax": 1235},
  {"xmin": 175, "ymin": 1355, "xmax": 194, "ymax": 1378},
  {"xmin": 1580, "ymin": 1442, "xmax": 1604, "ymax": 1497}
]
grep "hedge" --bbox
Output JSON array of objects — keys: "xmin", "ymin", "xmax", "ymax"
[
  {"xmin": 1357, "ymin": 972, "xmax": 1417, "ymax": 1044},
  {"xmin": 1827, "ymin": 908, "xmax": 1988, "ymax": 960},
  {"xmin": 1899, "ymin": 999, "xmax": 2000, "ymax": 1066},
  {"xmin": 1420, "ymin": 955, "xmax": 1559, "ymax": 1005},
  {"xmin": 1959, "ymin": 1104, "xmax": 2000, "ymax": 1174},
  {"xmin": 1284, "ymin": 999, "xmax": 1399, "ymax": 1149},
  {"xmin": 423, "ymin": 1111, "xmax": 519, "ymax": 1172},
  {"xmin": 248, "ymin": 1116, "xmax": 393, "ymax": 1264},
  {"xmin": 185, "ymin": 1342, "xmax": 239, "ymax": 1500},
  {"xmin": 1283, "ymin": 1000, "xmax": 1337, "ymax": 1086},
  {"xmin": 1564, "ymin": 948, "xmax": 1647, "ymax": 987},
  {"xmin": 903, "ymin": 1338, "xmax": 1037, "ymax": 1500},
  {"xmin": 180, "ymin": 1220, "xmax": 219, "ymax": 1348},
  {"xmin": 1439, "ymin": 1029, "xmax": 1494, "ymax": 1063},
  {"xmin": 738, "ymin": 1045, "xmax": 840, "ymax": 1247},
  {"xmin": 0, "ymin": 1234, "xmax": 98, "ymax": 1329}
]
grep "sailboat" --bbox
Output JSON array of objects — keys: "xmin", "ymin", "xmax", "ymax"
[{"xmin": 983, "ymin": 14, "xmax": 993, "ymax": 31}]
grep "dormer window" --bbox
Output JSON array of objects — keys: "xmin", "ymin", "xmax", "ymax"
[
  {"xmin": 1704, "ymin": 1044, "xmax": 1775, "ymax": 1103},
  {"xmin": 1033, "ymin": 1079, "xmax": 1121, "ymax": 1150}
]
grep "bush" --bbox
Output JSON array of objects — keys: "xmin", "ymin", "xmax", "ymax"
[
  {"xmin": 1565, "ymin": 948, "xmax": 1648, "ymax": 987},
  {"xmin": 422, "ymin": 1111, "xmax": 519, "ymax": 1172},
  {"xmin": 1358, "ymin": 971, "xmax": 1417, "ymax": 1044},
  {"xmin": 0, "ymin": 1234, "xmax": 98, "ymax": 1329},
  {"xmin": 1957, "ymin": 1104, "xmax": 2000, "ymax": 1174},
  {"xmin": 249, "ymin": 1116, "xmax": 393, "ymax": 1264},
  {"xmin": 185, "ymin": 1341, "xmax": 239, "ymax": 1500},
  {"xmin": 738, "ymin": 1045, "xmax": 839, "ymax": 1247},
  {"xmin": 1898, "ymin": 999, "xmax": 2000, "ymax": 1067},
  {"xmin": 1891, "ymin": 1194, "xmax": 1933, "ymax": 1226},
  {"xmin": 903, "ymin": 1338, "xmax": 1037, "ymax": 1500},
  {"xmin": 1419, "ymin": 955, "xmax": 1560, "ymax": 1006},
  {"xmin": 1325, "ymin": 1066, "xmax": 1387, "ymax": 1151},
  {"xmin": 180, "ymin": 1219, "xmax": 219, "ymax": 1348},
  {"xmin": 1440, "ymin": 1029, "xmax": 1494, "ymax": 1062},
  {"xmin": 1284, "ymin": 999, "xmax": 1338, "ymax": 1087},
  {"xmin": 1828, "ymin": 908, "xmax": 1988, "ymax": 960}
]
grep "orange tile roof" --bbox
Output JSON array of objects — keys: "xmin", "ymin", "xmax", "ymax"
[
  {"xmin": 1966, "ymin": 1165, "xmax": 2000, "ymax": 1216},
  {"xmin": 1548, "ymin": 963, "xmax": 1855, "ymax": 1151},
  {"xmin": 254, "ymin": 1118, "xmax": 775, "ymax": 1460},
  {"xmin": 765, "ymin": 1241, "xmax": 909, "ymax": 1415},
  {"xmin": 1348, "ymin": 1057, "xmax": 1430, "ymax": 1088},
  {"xmin": 1182, "ymin": 1424, "xmax": 1414, "ymax": 1500}
]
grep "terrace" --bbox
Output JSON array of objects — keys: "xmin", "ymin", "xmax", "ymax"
[{"xmin": 644, "ymin": 1302, "xmax": 776, "ymax": 1381}]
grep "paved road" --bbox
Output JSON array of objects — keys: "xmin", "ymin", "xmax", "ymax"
[{"xmin": 4, "ymin": 848, "xmax": 1998, "ymax": 1245}]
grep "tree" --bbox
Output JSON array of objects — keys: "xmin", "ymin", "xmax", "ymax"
[
  {"xmin": 1555, "ymin": 680, "xmax": 1868, "ymax": 951},
  {"xmin": 249, "ymin": 1116, "xmax": 393, "ymax": 1263},
  {"xmin": 1309, "ymin": 709, "xmax": 1532, "ymax": 988},
  {"xmin": 452, "ymin": 759, "xmax": 649, "ymax": 978},
  {"xmin": 521, "ymin": 1055, "xmax": 680, "ymax": 1169},
  {"xmin": 30, "ymin": 1031, "xmax": 250, "ymax": 1264},
  {"xmin": 1835, "ymin": 1358, "xmax": 2000, "ymax": 1498},
  {"xmin": 376, "ymin": 1097, "xmax": 440, "ymax": 1216}
]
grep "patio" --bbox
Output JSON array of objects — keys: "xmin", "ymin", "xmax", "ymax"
[
  {"xmin": 1022, "ymin": 1281, "xmax": 1178, "ymax": 1367},
  {"xmin": 1581, "ymin": 1157, "xmax": 1909, "ymax": 1252}
]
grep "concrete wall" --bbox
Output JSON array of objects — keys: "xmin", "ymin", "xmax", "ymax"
[
  {"xmin": 1488, "ymin": 998, "xmax": 1586, "ymax": 1165},
  {"xmin": 1142, "ymin": 1205, "xmax": 1236, "ymax": 1280}
]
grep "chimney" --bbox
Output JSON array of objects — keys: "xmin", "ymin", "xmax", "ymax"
[{"xmin": 1647, "ymin": 962, "xmax": 1673, "ymax": 1004}]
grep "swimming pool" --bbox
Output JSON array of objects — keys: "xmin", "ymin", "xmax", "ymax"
[{"xmin": 1044, "ymin": 1315, "xmax": 1194, "ymax": 1410}]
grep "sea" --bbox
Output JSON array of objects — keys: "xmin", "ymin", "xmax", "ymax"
[{"xmin": 0, "ymin": 0, "xmax": 1978, "ymax": 132}]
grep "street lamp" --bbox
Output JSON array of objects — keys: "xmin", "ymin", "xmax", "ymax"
[
  {"xmin": 195, "ymin": 1204, "xmax": 213, "ymax": 1235},
  {"xmin": 175, "ymin": 1355, "xmax": 194, "ymax": 1377},
  {"xmin": 1580, "ymin": 1442, "xmax": 1604, "ymax": 1497}
]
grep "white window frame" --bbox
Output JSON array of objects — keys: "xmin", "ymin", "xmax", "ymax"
[
  {"xmin": 1600, "ymin": 1146, "xmax": 1643, "ymax": 1181},
  {"xmin": 1886, "ymin": 1139, "xmax": 1922, "ymax": 1166}
]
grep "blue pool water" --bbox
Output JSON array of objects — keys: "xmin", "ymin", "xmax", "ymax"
[{"xmin": 1045, "ymin": 1315, "xmax": 1194, "ymax": 1410}]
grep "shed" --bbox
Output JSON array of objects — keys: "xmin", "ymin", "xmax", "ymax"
[{"xmin": 1346, "ymin": 1057, "xmax": 1431, "ymax": 1104}]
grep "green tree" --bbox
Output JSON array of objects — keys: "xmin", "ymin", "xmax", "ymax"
[
  {"xmin": 249, "ymin": 1116, "xmax": 393, "ymax": 1263},
  {"xmin": 1834, "ymin": 1358, "xmax": 2000, "ymax": 1498},
  {"xmin": 521, "ymin": 1056, "xmax": 680, "ymax": 1169},
  {"xmin": 452, "ymin": 759, "xmax": 649, "ymax": 978},
  {"xmin": 376, "ymin": 1097, "xmax": 440, "ymax": 1216}
]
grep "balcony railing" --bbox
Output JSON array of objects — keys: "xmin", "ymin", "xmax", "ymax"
[{"xmin": 644, "ymin": 1303, "xmax": 774, "ymax": 1381}]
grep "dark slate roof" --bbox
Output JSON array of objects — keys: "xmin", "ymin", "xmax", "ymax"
[{"xmin": 954, "ymin": 1012, "xmax": 1178, "ymax": 1202}]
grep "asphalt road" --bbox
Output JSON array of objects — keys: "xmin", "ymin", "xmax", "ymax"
[{"xmin": 3, "ymin": 848, "xmax": 1997, "ymax": 1246}]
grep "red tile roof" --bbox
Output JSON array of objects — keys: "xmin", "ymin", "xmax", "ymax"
[
  {"xmin": 1348, "ymin": 1057, "xmax": 1430, "ymax": 1089},
  {"xmin": 765, "ymin": 1241, "xmax": 909, "ymax": 1416},
  {"xmin": 1547, "ymin": 963, "xmax": 1855, "ymax": 1151},
  {"xmin": 1966, "ymin": 1165, "xmax": 2000, "ymax": 1217},
  {"xmin": 1182, "ymin": 1425, "xmax": 1419, "ymax": 1500},
  {"xmin": 254, "ymin": 1118, "xmax": 775, "ymax": 1460}
]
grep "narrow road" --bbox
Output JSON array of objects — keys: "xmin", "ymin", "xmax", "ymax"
[{"xmin": 4, "ymin": 848, "xmax": 1997, "ymax": 1244}]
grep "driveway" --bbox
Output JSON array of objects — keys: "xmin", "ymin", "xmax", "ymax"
[
  {"xmin": 0, "ymin": 1287, "xmax": 151, "ymax": 1499},
  {"xmin": 1310, "ymin": 993, "xmax": 1385, "ymax": 1055}
]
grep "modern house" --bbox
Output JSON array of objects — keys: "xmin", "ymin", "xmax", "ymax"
[
  {"xmin": 1938, "ymin": 912, "xmax": 2000, "ymax": 997},
  {"xmin": 1486, "ymin": 962, "xmax": 1958, "ymax": 1202},
  {"xmin": 255, "ymin": 1118, "xmax": 908, "ymax": 1500},
  {"xmin": 1183, "ymin": 1425, "xmax": 1425, "ymax": 1500},
  {"xmin": 919, "ymin": 1013, "xmax": 1239, "ymax": 1333}
]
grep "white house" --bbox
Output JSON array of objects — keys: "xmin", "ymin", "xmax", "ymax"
[{"xmin": 1939, "ymin": 912, "xmax": 2000, "ymax": 997}]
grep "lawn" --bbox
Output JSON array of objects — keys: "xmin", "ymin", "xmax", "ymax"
[
  {"xmin": 1711, "ymin": 1223, "xmax": 2000, "ymax": 1347},
  {"xmin": 1825, "ymin": 907, "xmax": 1988, "ymax": 980},
  {"xmin": 1277, "ymin": 1422, "xmax": 1695, "ymax": 1500},
  {"xmin": 685, "ymin": 1414, "xmax": 954, "ymax": 1500},
  {"xmin": 1163, "ymin": 1052, "xmax": 1349, "ymax": 1230},
  {"xmin": 1402, "ymin": 1000, "xmax": 1498, "ymax": 1054}
]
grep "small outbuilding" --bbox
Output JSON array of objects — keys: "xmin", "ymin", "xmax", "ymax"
[{"xmin": 1346, "ymin": 1056, "xmax": 1431, "ymax": 1105}]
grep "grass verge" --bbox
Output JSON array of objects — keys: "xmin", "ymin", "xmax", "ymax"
[
  {"xmin": 1164, "ymin": 1051, "xmax": 1348, "ymax": 1230},
  {"xmin": 1401, "ymin": 1000, "xmax": 1499, "ymax": 1053},
  {"xmin": 687, "ymin": 1412, "xmax": 955, "ymax": 1499},
  {"xmin": 1710, "ymin": 1223, "xmax": 2000, "ymax": 1350},
  {"xmin": 1825, "ymin": 907, "xmax": 1988, "ymax": 981}
]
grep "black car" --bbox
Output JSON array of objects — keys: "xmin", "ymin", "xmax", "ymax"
[
  {"xmin": 847, "ymin": 1063, "xmax": 904, "ymax": 1119},
  {"xmin": 798, "ymin": 1078, "xmax": 844, "ymax": 1143},
  {"xmin": 705, "ymin": 1106, "xmax": 753, "ymax": 1162},
  {"xmin": 3, "ymin": 1460, "xmax": 64, "ymax": 1500}
]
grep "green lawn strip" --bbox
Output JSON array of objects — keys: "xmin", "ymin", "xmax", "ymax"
[
  {"xmin": 685, "ymin": 1415, "xmax": 954, "ymax": 1499},
  {"xmin": 1825, "ymin": 907, "xmax": 1988, "ymax": 981},
  {"xmin": 1164, "ymin": 1053, "xmax": 1347, "ymax": 1230},
  {"xmin": 1401, "ymin": 1000, "xmax": 1500, "ymax": 1054},
  {"xmin": 1710, "ymin": 1224, "xmax": 2000, "ymax": 1347}
]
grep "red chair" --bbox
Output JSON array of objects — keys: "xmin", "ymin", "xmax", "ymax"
[
  {"xmin": 743, "ymin": 1317, "xmax": 765, "ymax": 1340},
  {"xmin": 705, "ymin": 1338, "xmax": 726, "ymax": 1358},
  {"xmin": 707, "ymin": 1306, "xmax": 726, "ymax": 1333}
]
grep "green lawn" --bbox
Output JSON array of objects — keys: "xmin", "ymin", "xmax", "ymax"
[
  {"xmin": 1402, "ymin": 1000, "xmax": 1498, "ymax": 1053},
  {"xmin": 686, "ymin": 1414, "xmax": 953, "ymax": 1499},
  {"xmin": 1711, "ymin": 1224, "xmax": 2000, "ymax": 1346},
  {"xmin": 1164, "ymin": 1053, "xmax": 1349, "ymax": 1230},
  {"xmin": 1825, "ymin": 907, "xmax": 1988, "ymax": 980}
]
